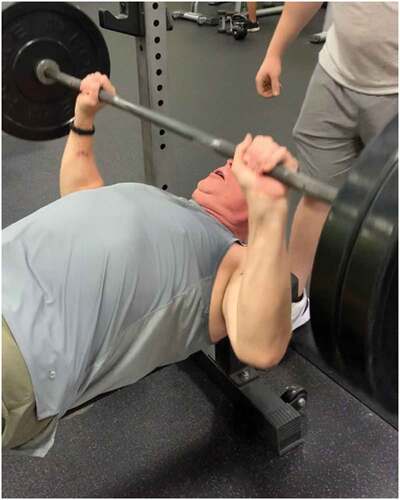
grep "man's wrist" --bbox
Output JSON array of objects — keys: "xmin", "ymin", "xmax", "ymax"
[
  {"xmin": 266, "ymin": 46, "xmax": 283, "ymax": 60},
  {"xmin": 246, "ymin": 190, "xmax": 289, "ymax": 211},
  {"xmin": 73, "ymin": 113, "xmax": 95, "ymax": 130},
  {"xmin": 247, "ymin": 197, "xmax": 288, "ymax": 225}
]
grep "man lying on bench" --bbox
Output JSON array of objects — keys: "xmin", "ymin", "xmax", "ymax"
[{"xmin": 2, "ymin": 73, "xmax": 309, "ymax": 457}]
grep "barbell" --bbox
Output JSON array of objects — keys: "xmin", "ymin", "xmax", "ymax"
[
  {"xmin": 2, "ymin": 2, "xmax": 336, "ymax": 203},
  {"xmin": 2, "ymin": 2, "xmax": 398, "ymax": 413}
]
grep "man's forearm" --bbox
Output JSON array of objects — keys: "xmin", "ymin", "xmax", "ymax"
[
  {"xmin": 235, "ymin": 202, "xmax": 291, "ymax": 368},
  {"xmin": 267, "ymin": 2, "xmax": 323, "ymax": 58},
  {"xmin": 60, "ymin": 115, "xmax": 104, "ymax": 197}
]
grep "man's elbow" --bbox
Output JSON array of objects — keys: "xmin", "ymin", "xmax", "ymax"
[
  {"xmin": 249, "ymin": 350, "xmax": 285, "ymax": 371},
  {"xmin": 233, "ymin": 341, "xmax": 288, "ymax": 371}
]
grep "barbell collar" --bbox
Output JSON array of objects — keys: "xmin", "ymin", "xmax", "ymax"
[{"xmin": 37, "ymin": 58, "xmax": 338, "ymax": 205}]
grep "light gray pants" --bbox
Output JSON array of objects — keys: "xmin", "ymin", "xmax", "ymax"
[{"xmin": 293, "ymin": 64, "xmax": 398, "ymax": 188}]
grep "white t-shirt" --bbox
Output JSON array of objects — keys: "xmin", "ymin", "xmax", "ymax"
[{"xmin": 319, "ymin": 2, "xmax": 398, "ymax": 95}]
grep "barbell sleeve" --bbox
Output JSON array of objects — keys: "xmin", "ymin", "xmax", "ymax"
[{"xmin": 37, "ymin": 59, "xmax": 338, "ymax": 205}]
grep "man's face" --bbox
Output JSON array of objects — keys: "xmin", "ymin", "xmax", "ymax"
[
  {"xmin": 192, "ymin": 160, "xmax": 249, "ymax": 241},
  {"xmin": 195, "ymin": 159, "xmax": 244, "ymax": 201}
]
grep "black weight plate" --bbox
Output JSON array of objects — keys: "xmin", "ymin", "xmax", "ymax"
[
  {"xmin": 310, "ymin": 116, "xmax": 398, "ymax": 372},
  {"xmin": 338, "ymin": 162, "xmax": 398, "ymax": 412},
  {"xmin": 2, "ymin": 2, "xmax": 110, "ymax": 141},
  {"xmin": 371, "ymin": 244, "xmax": 398, "ymax": 412}
]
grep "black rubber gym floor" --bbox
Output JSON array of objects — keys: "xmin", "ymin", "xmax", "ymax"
[
  {"xmin": 2, "ymin": 2, "xmax": 398, "ymax": 497},
  {"xmin": 2, "ymin": 337, "xmax": 398, "ymax": 498}
]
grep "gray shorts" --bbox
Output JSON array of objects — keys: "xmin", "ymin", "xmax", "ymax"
[{"xmin": 293, "ymin": 64, "xmax": 398, "ymax": 188}]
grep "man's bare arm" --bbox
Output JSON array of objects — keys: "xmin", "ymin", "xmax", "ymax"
[
  {"xmin": 267, "ymin": 2, "xmax": 323, "ymax": 59},
  {"xmin": 60, "ymin": 73, "xmax": 116, "ymax": 197},
  {"xmin": 222, "ymin": 136, "xmax": 295, "ymax": 369},
  {"xmin": 60, "ymin": 114, "xmax": 104, "ymax": 197},
  {"xmin": 223, "ymin": 201, "xmax": 291, "ymax": 369},
  {"xmin": 256, "ymin": 2, "xmax": 323, "ymax": 97}
]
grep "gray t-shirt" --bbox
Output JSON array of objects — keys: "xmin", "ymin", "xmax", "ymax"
[
  {"xmin": 3, "ymin": 183, "xmax": 238, "ymax": 455},
  {"xmin": 319, "ymin": 2, "xmax": 398, "ymax": 94}
]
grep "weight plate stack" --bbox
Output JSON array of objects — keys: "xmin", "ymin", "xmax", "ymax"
[
  {"xmin": 338, "ymin": 162, "xmax": 398, "ymax": 412},
  {"xmin": 311, "ymin": 115, "xmax": 398, "ymax": 411}
]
